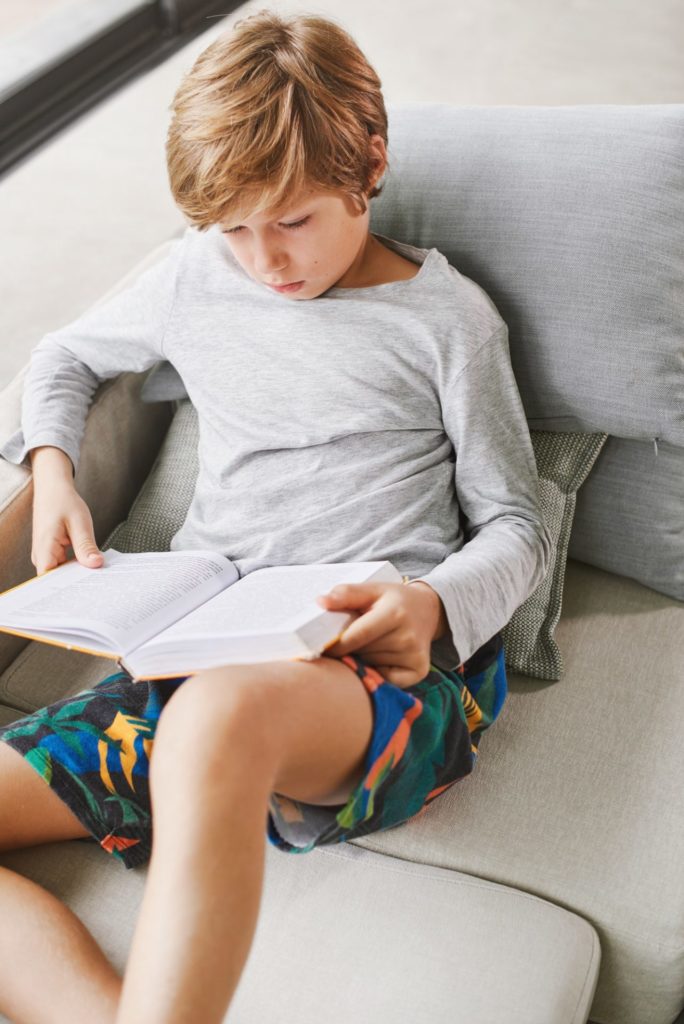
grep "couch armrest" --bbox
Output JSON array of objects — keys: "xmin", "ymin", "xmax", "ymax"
[{"xmin": 0, "ymin": 365, "xmax": 174, "ymax": 675}]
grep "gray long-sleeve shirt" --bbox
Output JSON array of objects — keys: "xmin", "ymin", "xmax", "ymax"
[{"xmin": 0, "ymin": 224, "xmax": 551, "ymax": 669}]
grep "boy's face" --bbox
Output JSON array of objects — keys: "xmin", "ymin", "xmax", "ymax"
[{"xmin": 218, "ymin": 185, "xmax": 375, "ymax": 300}]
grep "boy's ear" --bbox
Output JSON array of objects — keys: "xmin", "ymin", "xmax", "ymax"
[{"xmin": 367, "ymin": 133, "xmax": 388, "ymax": 191}]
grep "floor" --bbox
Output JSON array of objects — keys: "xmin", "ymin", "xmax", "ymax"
[{"xmin": 0, "ymin": 0, "xmax": 683, "ymax": 386}]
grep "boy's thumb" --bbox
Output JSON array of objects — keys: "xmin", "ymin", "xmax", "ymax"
[{"xmin": 76, "ymin": 540, "xmax": 103, "ymax": 566}]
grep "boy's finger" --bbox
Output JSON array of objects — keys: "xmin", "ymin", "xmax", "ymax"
[
  {"xmin": 36, "ymin": 555, "xmax": 61, "ymax": 575},
  {"xmin": 325, "ymin": 607, "xmax": 398, "ymax": 657},
  {"xmin": 71, "ymin": 534, "xmax": 103, "ymax": 567},
  {"xmin": 318, "ymin": 583, "xmax": 382, "ymax": 608},
  {"xmin": 34, "ymin": 541, "xmax": 66, "ymax": 575},
  {"xmin": 382, "ymin": 666, "xmax": 422, "ymax": 689}
]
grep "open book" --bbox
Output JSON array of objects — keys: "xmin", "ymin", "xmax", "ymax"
[{"xmin": 0, "ymin": 549, "xmax": 404, "ymax": 681}]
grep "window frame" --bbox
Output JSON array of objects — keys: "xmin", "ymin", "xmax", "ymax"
[{"xmin": 0, "ymin": 0, "xmax": 241, "ymax": 179}]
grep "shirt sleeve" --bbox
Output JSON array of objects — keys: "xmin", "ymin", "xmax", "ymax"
[
  {"xmin": 414, "ymin": 324, "xmax": 552, "ymax": 668},
  {"xmin": 0, "ymin": 236, "xmax": 185, "ymax": 477}
]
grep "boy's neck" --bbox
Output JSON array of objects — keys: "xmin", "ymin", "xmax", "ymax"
[{"xmin": 335, "ymin": 234, "xmax": 420, "ymax": 289}]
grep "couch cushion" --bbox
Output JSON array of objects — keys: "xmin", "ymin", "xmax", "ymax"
[
  {"xmin": 0, "ymin": 840, "xmax": 600, "ymax": 1024},
  {"xmin": 569, "ymin": 435, "xmax": 684, "ymax": 602},
  {"xmin": 0, "ymin": 641, "xmax": 119, "ymax": 714},
  {"xmin": 103, "ymin": 399, "xmax": 198, "ymax": 555},
  {"xmin": 373, "ymin": 102, "xmax": 684, "ymax": 446},
  {"xmin": 502, "ymin": 430, "xmax": 607, "ymax": 680},
  {"xmin": 349, "ymin": 557, "xmax": 684, "ymax": 1024},
  {"xmin": 0, "ymin": 702, "xmax": 22, "ymax": 727}
]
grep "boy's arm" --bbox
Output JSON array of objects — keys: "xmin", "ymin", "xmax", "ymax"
[
  {"xmin": 0, "ymin": 234, "xmax": 187, "ymax": 478},
  {"xmin": 413, "ymin": 325, "xmax": 552, "ymax": 667}
]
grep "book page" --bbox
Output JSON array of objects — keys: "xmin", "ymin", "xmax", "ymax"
[
  {"xmin": 146, "ymin": 561, "xmax": 398, "ymax": 646},
  {"xmin": 0, "ymin": 549, "xmax": 239, "ymax": 653}
]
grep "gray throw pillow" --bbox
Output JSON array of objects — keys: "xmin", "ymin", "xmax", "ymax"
[
  {"xmin": 501, "ymin": 431, "xmax": 608, "ymax": 681},
  {"xmin": 568, "ymin": 435, "xmax": 684, "ymax": 602},
  {"xmin": 374, "ymin": 103, "xmax": 684, "ymax": 447}
]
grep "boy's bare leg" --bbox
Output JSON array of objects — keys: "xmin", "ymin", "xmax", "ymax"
[
  {"xmin": 115, "ymin": 656, "xmax": 374, "ymax": 1024},
  {"xmin": 0, "ymin": 866, "xmax": 122, "ymax": 1023},
  {"xmin": 0, "ymin": 741, "xmax": 123, "ymax": 1023},
  {"xmin": 117, "ymin": 739, "xmax": 275, "ymax": 1024}
]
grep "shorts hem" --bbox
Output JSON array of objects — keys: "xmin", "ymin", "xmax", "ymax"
[{"xmin": 0, "ymin": 736, "xmax": 151, "ymax": 870}]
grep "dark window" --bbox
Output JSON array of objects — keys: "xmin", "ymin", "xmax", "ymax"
[{"xmin": 0, "ymin": 0, "xmax": 241, "ymax": 178}]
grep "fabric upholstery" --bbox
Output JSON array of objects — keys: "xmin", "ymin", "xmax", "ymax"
[
  {"xmin": 0, "ymin": 836, "xmax": 599, "ymax": 1024},
  {"xmin": 0, "ymin": 703, "xmax": 21, "ymax": 727},
  {"xmin": 372, "ymin": 102, "xmax": 684, "ymax": 446},
  {"xmin": 501, "ymin": 430, "xmax": 608, "ymax": 680},
  {"xmin": 569, "ymin": 435, "xmax": 684, "ymax": 601}
]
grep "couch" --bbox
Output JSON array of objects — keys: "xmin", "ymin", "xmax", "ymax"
[{"xmin": 0, "ymin": 102, "xmax": 682, "ymax": 1024}]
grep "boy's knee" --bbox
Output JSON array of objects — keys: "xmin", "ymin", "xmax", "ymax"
[{"xmin": 151, "ymin": 669, "xmax": 276, "ymax": 772}]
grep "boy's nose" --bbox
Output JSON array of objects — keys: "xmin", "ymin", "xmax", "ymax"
[{"xmin": 253, "ymin": 241, "xmax": 288, "ymax": 277}]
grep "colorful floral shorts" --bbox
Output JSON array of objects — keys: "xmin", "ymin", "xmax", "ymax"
[{"xmin": 0, "ymin": 634, "xmax": 507, "ymax": 870}]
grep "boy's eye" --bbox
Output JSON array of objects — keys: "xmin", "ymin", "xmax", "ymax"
[
  {"xmin": 221, "ymin": 215, "xmax": 310, "ymax": 235},
  {"xmin": 282, "ymin": 216, "xmax": 309, "ymax": 230}
]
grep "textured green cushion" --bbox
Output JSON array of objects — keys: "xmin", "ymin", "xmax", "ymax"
[
  {"xmin": 103, "ymin": 400, "xmax": 199, "ymax": 555},
  {"xmin": 103, "ymin": 403, "xmax": 607, "ymax": 682},
  {"xmin": 501, "ymin": 430, "xmax": 608, "ymax": 680}
]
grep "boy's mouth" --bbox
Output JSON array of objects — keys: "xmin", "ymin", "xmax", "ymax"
[{"xmin": 268, "ymin": 281, "xmax": 304, "ymax": 293}]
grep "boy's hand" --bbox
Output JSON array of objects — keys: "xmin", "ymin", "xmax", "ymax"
[
  {"xmin": 31, "ymin": 478, "xmax": 104, "ymax": 576},
  {"xmin": 318, "ymin": 580, "xmax": 448, "ymax": 688}
]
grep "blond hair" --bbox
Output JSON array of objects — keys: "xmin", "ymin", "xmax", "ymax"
[{"xmin": 166, "ymin": 9, "xmax": 388, "ymax": 230}]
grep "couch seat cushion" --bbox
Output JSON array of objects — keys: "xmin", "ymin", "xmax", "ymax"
[
  {"xmin": 0, "ymin": 840, "xmax": 599, "ymax": 1024},
  {"xmin": 0, "ymin": 703, "xmax": 22, "ymax": 727}
]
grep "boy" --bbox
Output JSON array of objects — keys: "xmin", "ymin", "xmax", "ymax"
[{"xmin": 0, "ymin": 9, "xmax": 550, "ymax": 1023}]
